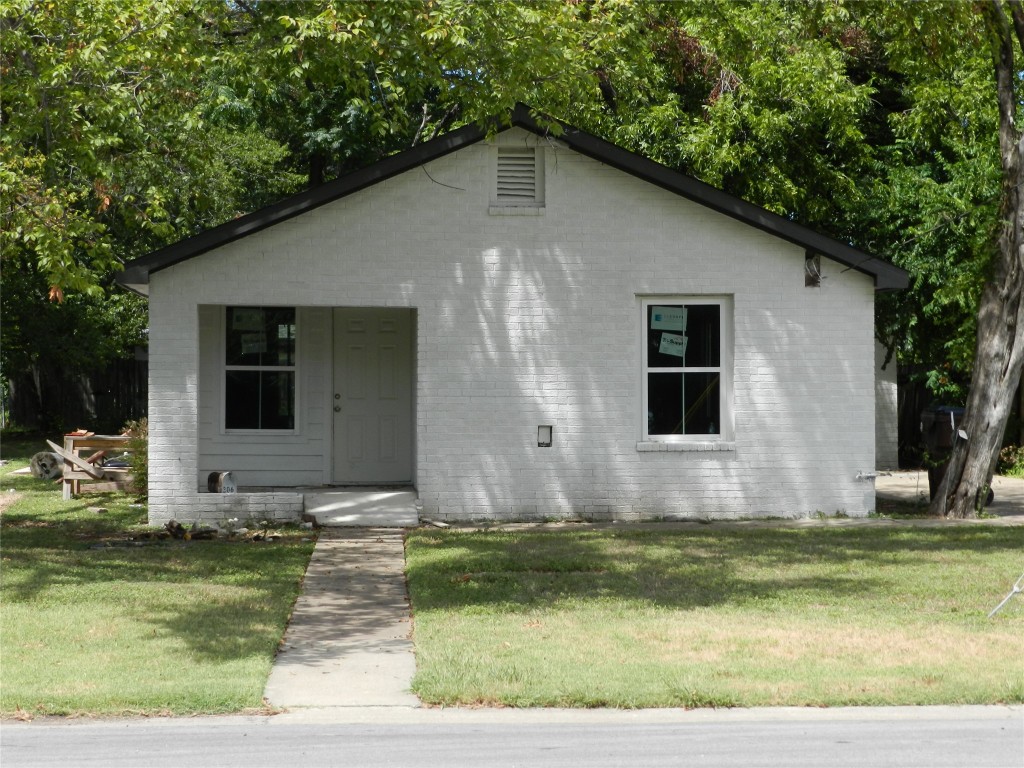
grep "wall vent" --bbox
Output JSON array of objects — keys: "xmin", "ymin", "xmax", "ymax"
[{"xmin": 496, "ymin": 148, "xmax": 538, "ymax": 203}]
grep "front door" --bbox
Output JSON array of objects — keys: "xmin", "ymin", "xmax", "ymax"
[{"xmin": 332, "ymin": 308, "xmax": 413, "ymax": 484}]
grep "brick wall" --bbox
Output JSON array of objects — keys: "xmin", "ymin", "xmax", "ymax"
[{"xmin": 146, "ymin": 128, "xmax": 878, "ymax": 524}]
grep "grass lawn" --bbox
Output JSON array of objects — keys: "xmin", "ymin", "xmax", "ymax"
[
  {"xmin": 406, "ymin": 525, "xmax": 1024, "ymax": 708},
  {"xmin": 0, "ymin": 433, "xmax": 315, "ymax": 717}
]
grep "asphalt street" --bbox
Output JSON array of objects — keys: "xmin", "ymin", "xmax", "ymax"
[{"xmin": 3, "ymin": 708, "xmax": 1022, "ymax": 768}]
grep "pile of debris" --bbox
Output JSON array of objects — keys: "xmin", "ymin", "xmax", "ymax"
[{"xmin": 127, "ymin": 519, "xmax": 292, "ymax": 543}]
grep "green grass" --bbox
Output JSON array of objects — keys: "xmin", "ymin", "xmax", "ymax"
[
  {"xmin": 0, "ymin": 433, "xmax": 315, "ymax": 717},
  {"xmin": 406, "ymin": 526, "xmax": 1024, "ymax": 708}
]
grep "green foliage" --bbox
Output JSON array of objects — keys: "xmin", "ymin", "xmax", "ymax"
[
  {"xmin": 2, "ymin": 0, "xmax": 209, "ymax": 290},
  {"xmin": 1, "ymin": 0, "xmax": 308, "ymax": 279},
  {"xmin": 650, "ymin": 2, "xmax": 875, "ymax": 225},
  {"xmin": 858, "ymin": 4, "xmax": 999, "ymax": 395},
  {"xmin": 997, "ymin": 445, "xmax": 1024, "ymax": 477},
  {"xmin": 122, "ymin": 417, "xmax": 148, "ymax": 499},
  {"xmin": 0, "ymin": 0, "xmax": 1011, "ymax": 417},
  {"xmin": 0, "ymin": 261, "xmax": 148, "ymax": 377},
  {"xmin": 1, "ymin": 0, "xmax": 304, "ymax": 427}
]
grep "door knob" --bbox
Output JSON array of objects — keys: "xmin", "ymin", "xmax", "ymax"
[{"xmin": 334, "ymin": 405, "xmax": 341, "ymax": 413}]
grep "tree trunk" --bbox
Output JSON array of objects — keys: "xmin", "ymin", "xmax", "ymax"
[
  {"xmin": 930, "ymin": 0, "xmax": 1024, "ymax": 517},
  {"xmin": 931, "ymin": 279, "xmax": 1024, "ymax": 516},
  {"xmin": 1018, "ymin": 375, "xmax": 1023, "ymax": 445}
]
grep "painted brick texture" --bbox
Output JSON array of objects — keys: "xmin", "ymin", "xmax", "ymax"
[{"xmin": 146, "ymin": 129, "xmax": 878, "ymax": 524}]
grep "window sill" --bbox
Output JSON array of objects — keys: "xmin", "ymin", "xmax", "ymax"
[
  {"xmin": 488, "ymin": 205, "xmax": 545, "ymax": 216},
  {"xmin": 637, "ymin": 441, "xmax": 736, "ymax": 452}
]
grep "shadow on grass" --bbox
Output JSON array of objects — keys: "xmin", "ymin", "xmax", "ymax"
[
  {"xmin": 1, "ymin": 462, "xmax": 313, "ymax": 664},
  {"xmin": 405, "ymin": 526, "xmax": 1024, "ymax": 613}
]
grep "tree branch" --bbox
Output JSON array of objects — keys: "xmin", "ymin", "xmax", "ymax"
[
  {"xmin": 412, "ymin": 103, "xmax": 430, "ymax": 146},
  {"xmin": 1008, "ymin": 0, "xmax": 1024, "ymax": 52},
  {"xmin": 984, "ymin": 1, "xmax": 1019, "ymax": 161}
]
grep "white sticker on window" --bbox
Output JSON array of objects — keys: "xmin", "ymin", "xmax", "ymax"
[
  {"xmin": 651, "ymin": 306, "xmax": 687, "ymax": 331},
  {"xmin": 241, "ymin": 332, "xmax": 266, "ymax": 354},
  {"xmin": 659, "ymin": 333, "xmax": 687, "ymax": 357}
]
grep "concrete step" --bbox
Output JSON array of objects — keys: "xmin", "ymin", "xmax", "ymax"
[{"xmin": 305, "ymin": 489, "xmax": 419, "ymax": 527}]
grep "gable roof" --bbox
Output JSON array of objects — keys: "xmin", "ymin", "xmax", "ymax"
[{"xmin": 117, "ymin": 103, "xmax": 908, "ymax": 294}]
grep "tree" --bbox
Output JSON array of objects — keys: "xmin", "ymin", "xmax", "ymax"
[
  {"xmin": 0, "ymin": 0, "xmax": 302, "ymax": 428},
  {"xmin": 3, "ymin": 0, "xmax": 1017, "ymax": 496},
  {"xmin": 218, "ymin": 0, "xmax": 654, "ymax": 185},
  {"xmin": 929, "ymin": 0, "xmax": 1024, "ymax": 516}
]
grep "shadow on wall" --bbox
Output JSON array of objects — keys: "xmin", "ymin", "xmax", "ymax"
[
  {"xmin": 736, "ymin": 293, "xmax": 873, "ymax": 516},
  {"xmin": 418, "ymin": 238, "xmax": 872, "ymax": 520},
  {"xmin": 424, "ymin": 240, "xmax": 633, "ymax": 518}
]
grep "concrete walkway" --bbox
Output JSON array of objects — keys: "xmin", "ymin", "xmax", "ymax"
[{"xmin": 263, "ymin": 528, "xmax": 419, "ymax": 709}]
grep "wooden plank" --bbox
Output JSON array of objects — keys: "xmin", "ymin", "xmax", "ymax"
[
  {"xmin": 63, "ymin": 436, "xmax": 130, "ymax": 451},
  {"xmin": 47, "ymin": 440, "xmax": 106, "ymax": 479},
  {"xmin": 65, "ymin": 468, "xmax": 129, "ymax": 480},
  {"xmin": 78, "ymin": 480, "xmax": 131, "ymax": 493},
  {"xmin": 83, "ymin": 450, "xmax": 107, "ymax": 465}
]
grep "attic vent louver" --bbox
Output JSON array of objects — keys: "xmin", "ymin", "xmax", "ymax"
[{"xmin": 496, "ymin": 148, "xmax": 537, "ymax": 203}]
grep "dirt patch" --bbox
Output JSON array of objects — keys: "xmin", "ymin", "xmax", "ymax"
[{"xmin": 0, "ymin": 491, "xmax": 22, "ymax": 515}]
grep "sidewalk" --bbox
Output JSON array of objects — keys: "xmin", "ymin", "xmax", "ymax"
[
  {"xmin": 875, "ymin": 470, "xmax": 1024, "ymax": 520},
  {"xmin": 263, "ymin": 528, "xmax": 419, "ymax": 708}
]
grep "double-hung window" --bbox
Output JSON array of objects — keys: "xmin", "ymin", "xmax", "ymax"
[
  {"xmin": 642, "ymin": 297, "xmax": 729, "ymax": 441},
  {"xmin": 224, "ymin": 306, "xmax": 296, "ymax": 431}
]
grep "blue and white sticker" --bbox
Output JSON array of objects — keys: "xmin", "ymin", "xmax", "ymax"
[{"xmin": 651, "ymin": 306, "xmax": 687, "ymax": 331}]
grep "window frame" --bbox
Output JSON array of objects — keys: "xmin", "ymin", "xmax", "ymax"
[
  {"xmin": 221, "ymin": 306, "xmax": 299, "ymax": 435},
  {"xmin": 640, "ymin": 296, "xmax": 733, "ymax": 444}
]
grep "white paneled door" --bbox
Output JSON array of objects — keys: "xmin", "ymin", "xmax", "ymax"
[{"xmin": 332, "ymin": 308, "xmax": 413, "ymax": 483}]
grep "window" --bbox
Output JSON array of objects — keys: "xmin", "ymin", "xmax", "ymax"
[
  {"xmin": 642, "ymin": 298, "xmax": 729, "ymax": 441},
  {"xmin": 224, "ymin": 307, "xmax": 296, "ymax": 430}
]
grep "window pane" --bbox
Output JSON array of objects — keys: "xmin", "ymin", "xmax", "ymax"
[
  {"xmin": 226, "ymin": 307, "xmax": 265, "ymax": 366},
  {"xmin": 263, "ymin": 308, "xmax": 296, "ymax": 367},
  {"xmin": 226, "ymin": 307, "xmax": 295, "ymax": 366},
  {"xmin": 225, "ymin": 371, "xmax": 295, "ymax": 430},
  {"xmin": 225, "ymin": 370, "xmax": 260, "ymax": 429},
  {"xmin": 648, "ymin": 372, "xmax": 720, "ymax": 435},
  {"xmin": 260, "ymin": 371, "xmax": 295, "ymax": 430},
  {"xmin": 683, "ymin": 305, "xmax": 720, "ymax": 367},
  {"xmin": 647, "ymin": 304, "xmax": 720, "ymax": 368}
]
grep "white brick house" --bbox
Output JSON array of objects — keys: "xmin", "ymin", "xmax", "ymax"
[{"xmin": 119, "ymin": 105, "xmax": 907, "ymax": 525}]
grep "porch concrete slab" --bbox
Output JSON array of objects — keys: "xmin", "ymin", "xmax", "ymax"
[
  {"xmin": 305, "ymin": 490, "xmax": 418, "ymax": 527},
  {"xmin": 264, "ymin": 528, "xmax": 419, "ymax": 709}
]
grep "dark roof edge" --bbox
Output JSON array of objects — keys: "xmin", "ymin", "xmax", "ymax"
[
  {"xmin": 507, "ymin": 104, "xmax": 907, "ymax": 291},
  {"xmin": 117, "ymin": 103, "xmax": 908, "ymax": 294},
  {"xmin": 117, "ymin": 119, "xmax": 492, "ymax": 294}
]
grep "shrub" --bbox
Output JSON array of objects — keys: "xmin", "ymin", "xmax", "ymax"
[
  {"xmin": 122, "ymin": 417, "xmax": 148, "ymax": 499},
  {"xmin": 997, "ymin": 444, "xmax": 1024, "ymax": 477}
]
